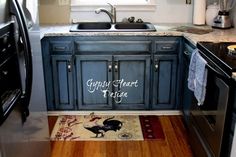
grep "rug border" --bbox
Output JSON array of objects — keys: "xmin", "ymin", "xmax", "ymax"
[{"xmin": 48, "ymin": 110, "xmax": 182, "ymax": 116}]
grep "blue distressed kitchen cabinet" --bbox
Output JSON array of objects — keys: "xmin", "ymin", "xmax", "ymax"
[
  {"xmin": 75, "ymin": 55, "xmax": 113, "ymax": 110},
  {"xmin": 75, "ymin": 55, "xmax": 150, "ymax": 110},
  {"xmin": 41, "ymin": 36, "xmax": 181, "ymax": 111},
  {"xmin": 41, "ymin": 37, "xmax": 75, "ymax": 110},
  {"xmin": 152, "ymin": 39, "xmax": 180, "ymax": 109},
  {"xmin": 152, "ymin": 55, "xmax": 177, "ymax": 109},
  {"xmin": 74, "ymin": 38, "xmax": 152, "ymax": 110},
  {"xmin": 113, "ymin": 55, "xmax": 150, "ymax": 109},
  {"xmin": 51, "ymin": 55, "xmax": 74, "ymax": 110}
]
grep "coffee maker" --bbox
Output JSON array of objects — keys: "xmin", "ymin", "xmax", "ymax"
[{"xmin": 212, "ymin": 0, "xmax": 236, "ymax": 29}]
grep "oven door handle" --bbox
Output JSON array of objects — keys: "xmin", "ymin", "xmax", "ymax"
[{"xmin": 206, "ymin": 64, "xmax": 231, "ymax": 79}]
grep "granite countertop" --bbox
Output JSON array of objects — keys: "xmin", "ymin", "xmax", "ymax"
[
  {"xmin": 40, "ymin": 23, "xmax": 236, "ymax": 80},
  {"xmin": 40, "ymin": 23, "xmax": 236, "ymax": 45}
]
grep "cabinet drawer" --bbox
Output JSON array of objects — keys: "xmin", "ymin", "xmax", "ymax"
[
  {"xmin": 75, "ymin": 41, "xmax": 151, "ymax": 54},
  {"xmin": 155, "ymin": 41, "xmax": 179, "ymax": 54},
  {"xmin": 49, "ymin": 41, "xmax": 72, "ymax": 54}
]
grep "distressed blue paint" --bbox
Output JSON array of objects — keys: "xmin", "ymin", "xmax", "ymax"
[
  {"xmin": 76, "ymin": 55, "xmax": 113, "ymax": 110},
  {"xmin": 52, "ymin": 55, "xmax": 74, "ymax": 110},
  {"xmin": 41, "ymin": 36, "xmax": 182, "ymax": 111},
  {"xmin": 152, "ymin": 55, "xmax": 178, "ymax": 109},
  {"xmin": 113, "ymin": 55, "xmax": 150, "ymax": 110}
]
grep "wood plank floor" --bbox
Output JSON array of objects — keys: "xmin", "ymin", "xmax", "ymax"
[{"xmin": 48, "ymin": 115, "xmax": 193, "ymax": 157}]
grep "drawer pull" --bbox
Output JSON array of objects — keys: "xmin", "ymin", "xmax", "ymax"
[
  {"xmin": 53, "ymin": 46, "xmax": 67, "ymax": 51},
  {"xmin": 161, "ymin": 46, "xmax": 173, "ymax": 50}
]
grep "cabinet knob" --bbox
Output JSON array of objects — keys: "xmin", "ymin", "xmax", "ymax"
[
  {"xmin": 67, "ymin": 61, "xmax": 72, "ymax": 72},
  {"xmin": 108, "ymin": 64, "xmax": 112, "ymax": 72},
  {"xmin": 114, "ymin": 62, "xmax": 118, "ymax": 72},
  {"xmin": 155, "ymin": 63, "xmax": 159, "ymax": 72}
]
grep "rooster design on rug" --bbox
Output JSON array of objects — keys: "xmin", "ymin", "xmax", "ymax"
[{"xmin": 83, "ymin": 113, "xmax": 123, "ymax": 138}]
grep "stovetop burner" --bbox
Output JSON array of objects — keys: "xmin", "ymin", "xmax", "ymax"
[{"xmin": 197, "ymin": 41, "xmax": 236, "ymax": 76}]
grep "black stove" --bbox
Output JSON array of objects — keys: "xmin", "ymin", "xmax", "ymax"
[
  {"xmin": 192, "ymin": 41, "xmax": 236, "ymax": 157},
  {"xmin": 197, "ymin": 42, "xmax": 236, "ymax": 76}
]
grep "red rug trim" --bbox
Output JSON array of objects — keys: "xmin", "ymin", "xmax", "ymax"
[{"xmin": 139, "ymin": 115, "xmax": 165, "ymax": 140}]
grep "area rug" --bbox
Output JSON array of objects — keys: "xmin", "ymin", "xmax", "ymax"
[{"xmin": 50, "ymin": 114, "xmax": 165, "ymax": 141}]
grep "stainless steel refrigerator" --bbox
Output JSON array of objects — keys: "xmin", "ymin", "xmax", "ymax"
[{"xmin": 0, "ymin": 0, "xmax": 51, "ymax": 157}]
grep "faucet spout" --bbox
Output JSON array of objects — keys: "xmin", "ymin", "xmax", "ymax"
[{"xmin": 95, "ymin": 3, "xmax": 116, "ymax": 24}]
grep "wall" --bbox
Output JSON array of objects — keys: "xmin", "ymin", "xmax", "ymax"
[
  {"xmin": 0, "ymin": 0, "xmax": 10, "ymax": 23},
  {"xmin": 39, "ymin": 0, "xmax": 234, "ymax": 25},
  {"xmin": 39, "ymin": 0, "xmax": 194, "ymax": 24},
  {"xmin": 231, "ymin": 3, "xmax": 236, "ymax": 27},
  {"xmin": 39, "ymin": 0, "xmax": 71, "ymax": 24},
  {"xmin": 70, "ymin": 0, "xmax": 193, "ymax": 24}
]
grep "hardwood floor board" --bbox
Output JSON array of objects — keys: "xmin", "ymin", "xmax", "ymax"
[
  {"xmin": 158, "ymin": 144, "xmax": 173, "ymax": 157},
  {"xmin": 48, "ymin": 115, "xmax": 193, "ymax": 157},
  {"xmin": 169, "ymin": 116, "xmax": 193, "ymax": 157},
  {"xmin": 48, "ymin": 116, "xmax": 58, "ymax": 134},
  {"xmin": 159, "ymin": 116, "xmax": 192, "ymax": 157},
  {"xmin": 148, "ymin": 140, "xmax": 173, "ymax": 157},
  {"xmin": 139, "ymin": 141, "xmax": 151, "ymax": 157},
  {"xmin": 116, "ymin": 141, "xmax": 130, "ymax": 157},
  {"xmin": 105, "ymin": 141, "xmax": 118, "ymax": 157},
  {"xmin": 72, "ymin": 142, "xmax": 85, "ymax": 156},
  {"xmin": 83, "ymin": 141, "xmax": 106, "ymax": 157}
]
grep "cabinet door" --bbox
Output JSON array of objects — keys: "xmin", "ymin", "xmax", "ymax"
[
  {"xmin": 113, "ymin": 55, "xmax": 151, "ymax": 109},
  {"xmin": 75, "ymin": 55, "xmax": 113, "ymax": 110},
  {"xmin": 152, "ymin": 55, "xmax": 177, "ymax": 109},
  {"xmin": 51, "ymin": 55, "xmax": 74, "ymax": 110}
]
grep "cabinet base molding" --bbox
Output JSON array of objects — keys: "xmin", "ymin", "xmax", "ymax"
[{"xmin": 47, "ymin": 110, "xmax": 182, "ymax": 116}]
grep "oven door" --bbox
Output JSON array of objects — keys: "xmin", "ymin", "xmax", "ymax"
[
  {"xmin": 0, "ymin": 55, "xmax": 22, "ymax": 122},
  {"xmin": 190, "ymin": 51, "xmax": 231, "ymax": 157}
]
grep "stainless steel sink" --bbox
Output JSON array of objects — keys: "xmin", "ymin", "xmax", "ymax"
[
  {"xmin": 76, "ymin": 22, "xmax": 111, "ymax": 30},
  {"xmin": 115, "ymin": 23, "xmax": 150, "ymax": 29},
  {"xmin": 70, "ymin": 22, "xmax": 156, "ymax": 32}
]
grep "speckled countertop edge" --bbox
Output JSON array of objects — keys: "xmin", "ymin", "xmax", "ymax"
[
  {"xmin": 40, "ymin": 24, "xmax": 236, "ymax": 44},
  {"xmin": 40, "ymin": 23, "xmax": 236, "ymax": 81}
]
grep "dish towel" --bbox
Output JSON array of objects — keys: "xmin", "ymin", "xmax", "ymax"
[{"xmin": 188, "ymin": 49, "xmax": 208, "ymax": 106}]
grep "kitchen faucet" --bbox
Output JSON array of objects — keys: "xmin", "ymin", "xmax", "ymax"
[{"xmin": 95, "ymin": 3, "xmax": 116, "ymax": 24}]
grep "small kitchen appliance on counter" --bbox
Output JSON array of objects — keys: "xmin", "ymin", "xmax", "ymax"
[{"xmin": 212, "ymin": 0, "xmax": 236, "ymax": 29}]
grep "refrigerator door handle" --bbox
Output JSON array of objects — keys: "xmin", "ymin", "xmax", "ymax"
[{"xmin": 10, "ymin": 0, "xmax": 33, "ymax": 122}]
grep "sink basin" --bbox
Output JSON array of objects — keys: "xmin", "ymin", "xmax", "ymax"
[
  {"xmin": 76, "ymin": 22, "xmax": 111, "ymax": 30},
  {"xmin": 115, "ymin": 23, "xmax": 150, "ymax": 29},
  {"xmin": 70, "ymin": 22, "xmax": 156, "ymax": 32}
]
